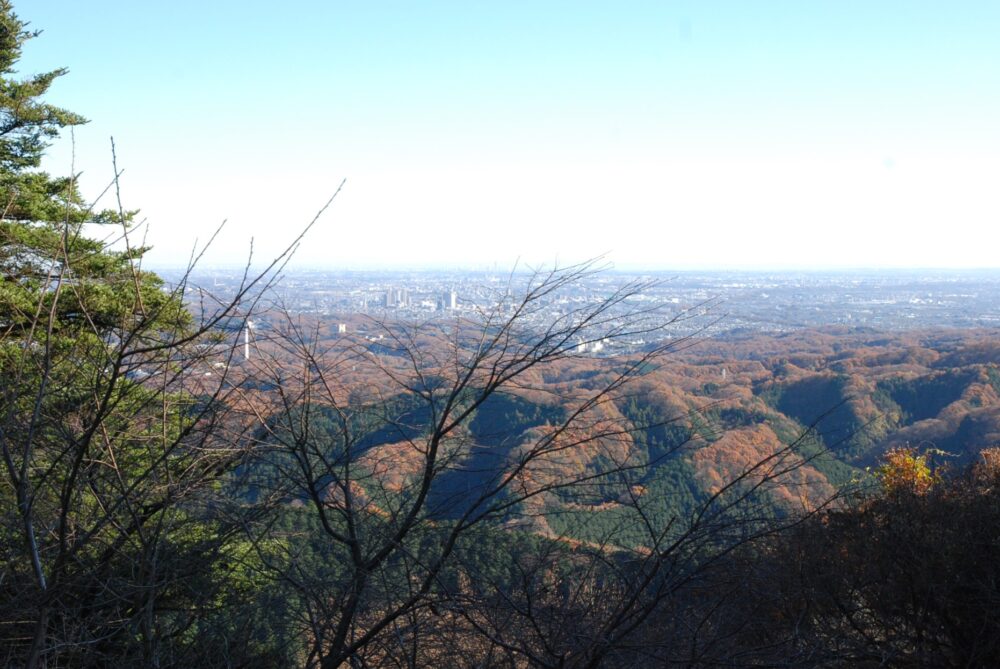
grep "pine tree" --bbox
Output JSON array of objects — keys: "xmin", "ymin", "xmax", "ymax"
[{"xmin": 0, "ymin": 5, "xmax": 261, "ymax": 665}]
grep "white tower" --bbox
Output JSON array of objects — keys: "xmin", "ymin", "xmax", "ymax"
[{"xmin": 243, "ymin": 320, "xmax": 254, "ymax": 360}]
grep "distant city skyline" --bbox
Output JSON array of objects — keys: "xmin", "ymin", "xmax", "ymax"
[
  {"xmin": 167, "ymin": 266, "xmax": 1000, "ymax": 333},
  {"xmin": 18, "ymin": 1, "xmax": 1000, "ymax": 270}
]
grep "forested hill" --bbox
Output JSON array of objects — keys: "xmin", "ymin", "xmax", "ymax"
[
  {"xmin": 682, "ymin": 326, "xmax": 1000, "ymax": 467},
  {"xmin": 259, "ymin": 324, "xmax": 1000, "ymax": 546}
]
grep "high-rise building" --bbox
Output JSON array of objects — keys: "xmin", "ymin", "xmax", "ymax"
[
  {"xmin": 438, "ymin": 290, "xmax": 458, "ymax": 310},
  {"xmin": 384, "ymin": 287, "xmax": 409, "ymax": 308}
]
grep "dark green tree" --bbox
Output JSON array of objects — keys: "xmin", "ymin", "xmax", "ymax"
[
  {"xmin": 0, "ymin": 0, "xmax": 84, "ymax": 207},
  {"xmin": 0, "ymin": 4, "xmax": 302, "ymax": 665}
]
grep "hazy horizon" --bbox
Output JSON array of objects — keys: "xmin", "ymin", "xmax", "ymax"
[{"xmin": 148, "ymin": 262, "xmax": 1000, "ymax": 275}]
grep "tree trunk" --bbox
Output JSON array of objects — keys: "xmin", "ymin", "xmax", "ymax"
[{"xmin": 25, "ymin": 605, "xmax": 49, "ymax": 669}]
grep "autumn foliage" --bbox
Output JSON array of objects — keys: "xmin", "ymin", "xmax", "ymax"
[{"xmin": 875, "ymin": 446, "xmax": 937, "ymax": 495}]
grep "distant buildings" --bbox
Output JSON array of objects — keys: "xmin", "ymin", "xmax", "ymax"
[
  {"xmin": 170, "ymin": 267, "xmax": 1000, "ymax": 339},
  {"xmin": 378, "ymin": 285, "xmax": 460, "ymax": 312},
  {"xmin": 438, "ymin": 289, "xmax": 458, "ymax": 311},
  {"xmin": 384, "ymin": 288, "xmax": 409, "ymax": 308},
  {"xmin": 575, "ymin": 339, "xmax": 606, "ymax": 355}
]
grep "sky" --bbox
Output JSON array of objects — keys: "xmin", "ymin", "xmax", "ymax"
[{"xmin": 15, "ymin": 1, "xmax": 1000, "ymax": 270}]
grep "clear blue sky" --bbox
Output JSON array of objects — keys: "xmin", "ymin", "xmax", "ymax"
[{"xmin": 16, "ymin": 1, "xmax": 1000, "ymax": 269}]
